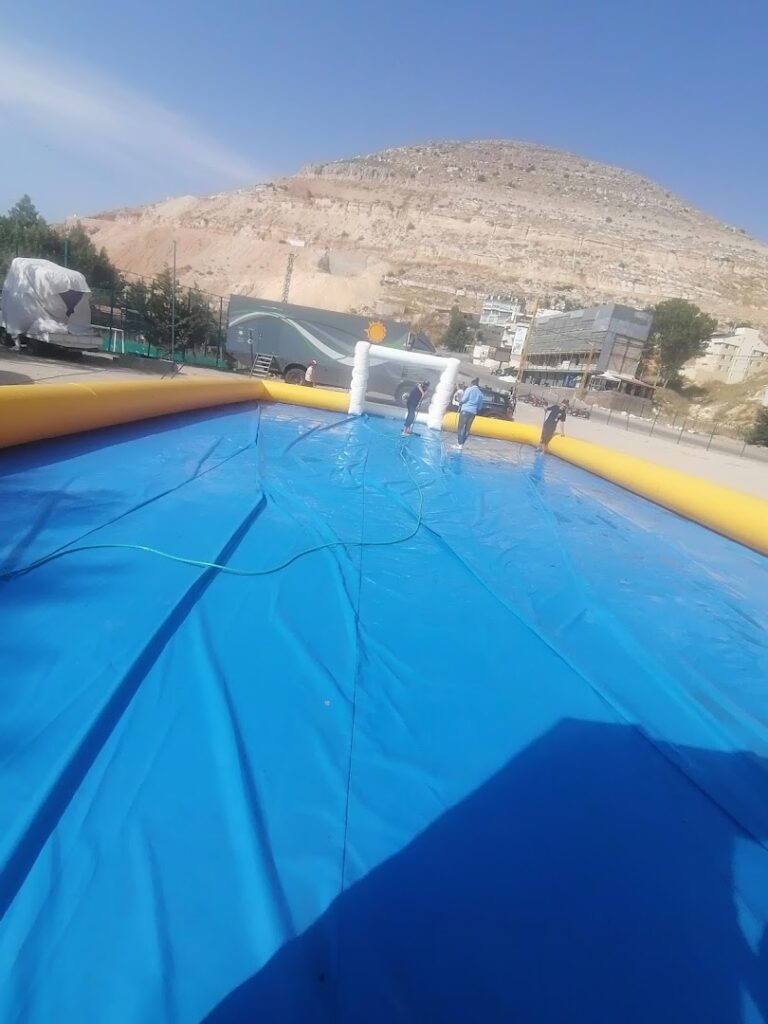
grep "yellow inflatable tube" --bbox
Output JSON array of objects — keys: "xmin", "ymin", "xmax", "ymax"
[
  {"xmin": 258, "ymin": 379, "xmax": 350, "ymax": 413},
  {"xmin": 0, "ymin": 376, "xmax": 263, "ymax": 450},
  {"xmin": 464, "ymin": 414, "xmax": 768, "ymax": 557},
  {"xmin": 0, "ymin": 378, "xmax": 766, "ymax": 556}
]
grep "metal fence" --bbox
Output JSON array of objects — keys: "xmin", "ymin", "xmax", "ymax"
[
  {"xmin": 517, "ymin": 382, "xmax": 654, "ymax": 417},
  {"xmin": 517, "ymin": 383, "xmax": 768, "ymax": 463},
  {"xmin": 1, "ymin": 237, "xmax": 232, "ymax": 369},
  {"xmin": 89, "ymin": 270, "xmax": 230, "ymax": 369}
]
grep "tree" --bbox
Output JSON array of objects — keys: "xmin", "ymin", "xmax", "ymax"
[
  {"xmin": 179, "ymin": 284, "xmax": 218, "ymax": 354},
  {"xmin": 62, "ymin": 223, "xmax": 122, "ymax": 295},
  {"xmin": 442, "ymin": 305, "xmax": 470, "ymax": 352},
  {"xmin": 137, "ymin": 267, "xmax": 216, "ymax": 359},
  {"xmin": 747, "ymin": 406, "xmax": 768, "ymax": 447},
  {"xmin": 0, "ymin": 195, "xmax": 60, "ymax": 273},
  {"xmin": 0, "ymin": 196, "xmax": 122, "ymax": 295},
  {"xmin": 8, "ymin": 195, "xmax": 42, "ymax": 230},
  {"xmin": 646, "ymin": 299, "xmax": 717, "ymax": 386},
  {"xmin": 123, "ymin": 278, "xmax": 151, "ymax": 352}
]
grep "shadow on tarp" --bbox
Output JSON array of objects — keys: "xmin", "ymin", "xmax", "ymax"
[{"xmin": 204, "ymin": 719, "xmax": 768, "ymax": 1024}]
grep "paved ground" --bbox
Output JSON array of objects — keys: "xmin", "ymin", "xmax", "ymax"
[
  {"xmin": 2, "ymin": 347, "xmax": 767, "ymax": 500},
  {"xmin": 514, "ymin": 401, "xmax": 768, "ymax": 500},
  {"xmin": 0, "ymin": 348, "xmax": 230, "ymax": 385}
]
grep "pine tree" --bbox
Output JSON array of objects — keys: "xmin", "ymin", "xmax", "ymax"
[
  {"xmin": 442, "ymin": 306, "xmax": 470, "ymax": 352},
  {"xmin": 646, "ymin": 299, "xmax": 717, "ymax": 386},
  {"xmin": 747, "ymin": 406, "xmax": 768, "ymax": 447}
]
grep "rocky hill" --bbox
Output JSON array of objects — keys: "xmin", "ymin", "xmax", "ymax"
[{"xmin": 79, "ymin": 140, "xmax": 768, "ymax": 327}]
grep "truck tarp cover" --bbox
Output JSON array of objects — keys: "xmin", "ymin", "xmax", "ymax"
[{"xmin": 1, "ymin": 257, "xmax": 91, "ymax": 339}]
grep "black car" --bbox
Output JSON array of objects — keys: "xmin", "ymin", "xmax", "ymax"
[{"xmin": 478, "ymin": 387, "xmax": 511, "ymax": 419}]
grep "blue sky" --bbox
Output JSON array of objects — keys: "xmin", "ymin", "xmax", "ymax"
[{"xmin": 2, "ymin": 0, "xmax": 767, "ymax": 237}]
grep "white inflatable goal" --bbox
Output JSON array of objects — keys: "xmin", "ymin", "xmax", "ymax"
[{"xmin": 348, "ymin": 341, "xmax": 460, "ymax": 430}]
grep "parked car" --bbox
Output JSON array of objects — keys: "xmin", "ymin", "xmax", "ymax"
[{"xmin": 478, "ymin": 387, "xmax": 511, "ymax": 419}]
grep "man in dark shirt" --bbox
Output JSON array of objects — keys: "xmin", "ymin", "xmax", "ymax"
[
  {"xmin": 538, "ymin": 399, "xmax": 569, "ymax": 451},
  {"xmin": 507, "ymin": 387, "xmax": 518, "ymax": 420},
  {"xmin": 402, "ymin": 381, "xmax": 429, "ymax": 435}
]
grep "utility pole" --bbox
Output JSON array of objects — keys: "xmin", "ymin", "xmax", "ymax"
[
  {"xmin": 515, "ymin": 297, "xmax": 539, "ymax": 387},
  {"xmin": 577, "ymin": 340, "xmax": 597, "ymax": 400},
  {"xmin": 282, "ymin": 251, "xmax": 296, "ymax": 303},
  {"xmin": 171, "ymin": 240, "xmax": 177, "ymax": 363}
]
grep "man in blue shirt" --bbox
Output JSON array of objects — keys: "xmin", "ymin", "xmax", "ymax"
[{"xmin": 455, "ymin": 377, "xmax": 484, "ymax": 450}]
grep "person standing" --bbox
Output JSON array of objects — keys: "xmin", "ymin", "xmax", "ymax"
[
  {"xmin": 455, "ymin": 377, "xmax": 484, "ymax": 450},
  {"xmin": 452, "ymin": 385, "xmax": 465, "ymax": 412},
  {"xmin": 507, "ymin": 387, "xmax": 517, "ymax": 420},
  {"xmin": 303, "ymin": 359, "xmax": 317, "ymax": 386},
  {"xmin": 402, "ymin": 381, "xmax": 430, "ymax": 435},
  {"xmin": 538, "ymin": 399, "xmax": 569, "ymax": 451}
]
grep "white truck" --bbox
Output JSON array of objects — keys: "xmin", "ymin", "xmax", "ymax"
[{"xmin": 1, "ymin": 257, "xmax": 102, "ymax": 353}]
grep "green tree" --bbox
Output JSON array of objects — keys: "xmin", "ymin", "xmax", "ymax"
[
  {"xmin": 647, "ymin": 299, "xmax": 717, "ymax": 386},
  {"xmin": 123, "ymin": 278, "xmax": 151, "ymax": 352},
  {"xmin": 0, "ymin": 196, "xmax": 122, "ymax": 295},
  {"xmin": 0, "ymin": 195, "xmax": 60, "ymax": 273},
  {"xmin": 139, "ymin": 267, "xmax": 216, "ymax": 359},
  {"xmin": 62, "ymin": 223, "xmax": 123, "ymax": 295},
  {"xmin": 747, "ymin": 406, "xmax": 768, "ymax": 447},
  {"xmin": 178, "ymin": 284, "xmax": 217, "ymax": 354},
  {"xmin": 8, "ymin": 195, "xmax": 42, "ymax": 230},
  {"xmin": 441, "ymin": 305, "xmax": 470, "ymax": 352}
]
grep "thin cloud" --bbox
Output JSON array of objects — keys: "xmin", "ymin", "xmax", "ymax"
[{"xmin": 0, "ymin": 37, "xmax": 256, "ymax": 186}]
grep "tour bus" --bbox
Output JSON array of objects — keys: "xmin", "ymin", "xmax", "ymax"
[{"xmin": 226, "ymin": 295, "xmax": 438, "ymax": 404}]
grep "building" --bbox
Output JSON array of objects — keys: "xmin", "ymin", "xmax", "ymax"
[
  {"xmin": 479, "ymin": 295, "xmax": 522, "ymax": 328},
  {"xmin": 472, "ymin": 343, "xmax": 513, "ymax": 372},
  {"xmin": 503, "ymin": 322, "xmax": 529, "ymax": 353},
  {"xmin": 498, "ymin": 310, "xmax": 561, "ymax": 361},
  {"xmin": 475, "ymin": 322, "xmax": 506, "ymax": 346},
  {"xmin": 520, "ymin": 303, "xmax": 654, "ymax": 393},
  {"xmin": 684, "ymin": 327, "xmax": 768, "ymax": 386}
]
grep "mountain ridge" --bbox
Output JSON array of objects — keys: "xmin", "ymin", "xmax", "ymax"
[{"xmin": 79, "ymin": 139, "xmax": 768, "ymax": 328}]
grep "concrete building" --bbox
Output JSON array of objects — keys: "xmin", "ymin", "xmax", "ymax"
[
  {"xmin": 503, "ymin": 322, "xmax": 529, "ymax": 353},
  {"xmin": 684, "ymin": 327, "xmax": 768, "ymax": 386},
  {"xmin": 520, "ymin": 302, "xmax": 653, "ymax": 394},
  {"xmin": 475, "ymin": 322, "xmax": 506, "ymax": 346},
  {"xmin": 479, "ymin": 295, "xmax": 522, "ymax": 328},
  {"xmin": 472, "ymin": 343, "xmax": 512, "ymax": 372}
]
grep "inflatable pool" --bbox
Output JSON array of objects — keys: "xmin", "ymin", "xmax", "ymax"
[{"xmin": 1, "ymin": 386, "xmax": 767, "ymax": 1023}]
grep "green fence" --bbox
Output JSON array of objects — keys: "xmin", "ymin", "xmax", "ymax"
[
  {"xmin": 91, "ymin": 267, "xmax": 230, "ymax": 369},
  {"xmin": 2, "ymin": 241, "xmax": 232, "ymax": 369}
]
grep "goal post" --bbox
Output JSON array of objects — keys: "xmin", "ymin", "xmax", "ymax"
[{"xmin": 348, "ymin": 341, "xmax": 460, "ymax": 430}]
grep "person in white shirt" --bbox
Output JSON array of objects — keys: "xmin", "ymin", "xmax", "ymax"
[{"xmin": 303, "ymin": 360, "xmax": 317, "ymax": 386}]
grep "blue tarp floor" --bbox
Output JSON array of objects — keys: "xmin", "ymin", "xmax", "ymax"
[{"xmin": 1, "ymin": 402, "xmax": 768, "ymax": 1023}]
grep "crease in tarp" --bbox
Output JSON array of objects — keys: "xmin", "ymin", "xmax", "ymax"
[
  {"xmin": 0, "ymin": 409, "xmax": 262, "ymax": 575},
  {"xmin": 355, "ymin": 432, "xmax": 768, "ymax": 852},
  {"xmin": 0, "ymin": 488, "xmax": 269, "ymax": 919},
  {"xmin": 1, "ymin": 404, "xmax": 768, "ymax": 1024}
]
